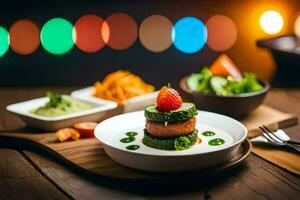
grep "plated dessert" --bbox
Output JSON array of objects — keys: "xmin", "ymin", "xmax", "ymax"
[
  {"xmin": 94, "ymin": 97, "xmax": 248, "ymax": 172},
  {"xmin": 143, "ymin": 86, "xmax": 198, "ymax": 150}
]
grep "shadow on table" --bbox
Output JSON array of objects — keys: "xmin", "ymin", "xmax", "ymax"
[
  {"xmin": 0, "ymin": 126, "xmax": 46, "ymax": 134},
  {"xmin": 90, "ymin": 163, "xmax": 247, "ymax": 196}
]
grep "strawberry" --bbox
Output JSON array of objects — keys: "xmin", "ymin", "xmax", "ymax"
[{"xmin": 156, "ymin": 86, "xmax": 182, "ymax": 112}]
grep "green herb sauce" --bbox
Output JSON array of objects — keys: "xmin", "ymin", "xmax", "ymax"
[
  {"xmin": 126, "ymin": 145, "xmax": 140, "ymax": 151},
  {"xmin": 32, "ymin": 93, "xmax": 94, "ymax": 117},
  {"xmin": 125, "ymin": 132, "xmax": 138, "ymax": 137},
  {"xmin": 208, "ymin": 138, "xmax": 225, "ymax": 146},
  {"xmin": 120, "ymin": 137, "xmax": 135, "ymax": 143},
  {"xmin": 202, "ymin": 131, "xmax": 216, "ymax": 137}
]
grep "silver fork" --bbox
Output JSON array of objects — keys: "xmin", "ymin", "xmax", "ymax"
[
  {"xmin": 259, "ymin": 125, "xmax": 300, "ymax": 153},
  {"xmin": 261, "ymin": 125, "xmax": 300, "ymax": 145}
]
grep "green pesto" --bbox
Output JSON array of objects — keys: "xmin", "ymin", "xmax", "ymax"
[
  {"xmin": 208, "ymin": 138, "xmax": 225, "ymax": 146},
  {"xmin": 126, "ymin": 145, "xmax": 140, "ymax": 151},
  {"xmin": 125, "ymin": 132, "xmax": 138, "ymax": 137},
  {"xmin": 202, "ymin": 131, "xmax": 216, "ymax": 137},
  {"xmin": 120, "ymin": 137, "xmax": 135, "ymax": 143}
]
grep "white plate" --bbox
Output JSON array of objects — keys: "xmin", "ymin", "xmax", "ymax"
[
  {"xmin": 7, "ymin": 97, "xmax": 117, "ymax": 131},
  {"xmin": 71, "ymin": 87, "xmax": 158, "ymax": 113},
  {"xmin": 95, "ymin": 110, "xmax": 247, "ymax": 172}
]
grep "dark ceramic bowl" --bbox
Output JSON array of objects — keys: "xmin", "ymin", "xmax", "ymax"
[
  {"xmin": 257, "ymin": 35, "xmax": 300, "ymax": 86},
  {"xmin": 179, "ymin": 77, "xmax": 270, "ymax": 118}
]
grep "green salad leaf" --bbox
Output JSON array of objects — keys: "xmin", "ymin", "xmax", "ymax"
[
  {"xmin": 210, "ymin": 76, "xmax": 232, "ymax": 96},
  {"xmin": 187, "ymin": 67, "xmax": 213, "ymax": 95},
  {"xmin": 174, "ymin": 136, "xmax": 191, "ymax": 150},
  {"xmin": 187, "ymin": 68, "xmax": 264, "ymax": 96},
  {"xmin": 223, "ymin": 73, "xmax": 263, "ymax": 94}
]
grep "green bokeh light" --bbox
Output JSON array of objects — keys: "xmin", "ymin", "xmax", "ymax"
[
  {"xmin": 0, "ymin": 26, "xmax": 9, "ymax": 57},
  {"xmin": 41, "ymin": 18, "xmax": 74, "ymax": 55}
]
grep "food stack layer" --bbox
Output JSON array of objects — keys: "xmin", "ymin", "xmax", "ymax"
[{"xmin": 143, "ymin": 102, "xmax": 198, "ymax": 150}]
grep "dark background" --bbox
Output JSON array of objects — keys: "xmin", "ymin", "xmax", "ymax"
[{"xmin": 0, "ymin": 0, "xmax": 299, "ymax": 87}]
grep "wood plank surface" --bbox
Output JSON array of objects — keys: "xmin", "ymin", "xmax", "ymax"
[
  {"xmin": 22, "ymin": 151, "xmax": 145, "ymax": 200},
  {"xmin": 264, "ymin": 89, "xmax": 300, "ymax": 142},
  {"xmin": 23, "ymin": 151, "xmax": 300, "ymax": 200},
  {"xmin": 0, "ymin": 149, "xmax": 69, "ymax": 200},
  {"xmin": 206, "ymin": 154, "xmax": 300, "ymax": 200},
  {"xmin": 0, "ymin": 87, "xmax": 300, "ymax": 200}
]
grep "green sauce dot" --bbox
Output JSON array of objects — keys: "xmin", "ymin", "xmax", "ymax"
[
  {"xmin": 125, "ymin": 132, "xmax": 138, "ymax": 137},
  {"xmin": 202, "ymin": 131, "xmax": 216, "ymax": 136},
  {"xmin": 120, "ymin": 137, "xmax": 135, "ymax": 143},
  {"xmin": 208, "ymin": 138, "xmax": 225, "ymax": 146},
  {"xmin": 126, "ymin": 145, "xmax": 140, "ymax": 151}
]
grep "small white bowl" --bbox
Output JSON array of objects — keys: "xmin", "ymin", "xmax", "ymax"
[
  {"xmin": 95, "ymin": 110, "xmax": 248, "ymax": 172},
  {"xmin": 6, "ymin": 97, "xmax": 117, "ymax": 131},
  {"xmin": 71, "ymin": 87, "xmax": 158, "ymax": 113}
]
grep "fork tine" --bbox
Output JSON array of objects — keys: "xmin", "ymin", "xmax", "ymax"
[
  {"xmin": 259, "ymin": 126, "xmax": 300, "ymax": 152},
  {"xmin": 259, "ymin": 126, "xmax": 275, "ymax": 143},
  {"xmin": 262, "ymin": 133, "xmax": 274, "ymax": 143},
  {"xmin": 259, "ymin": 126, "xmax": 266, "ymax": 135},
  {"xmin": 259, "ymin": 126, "xmax": 281, "ymax": 145},
  {"xmin": 262, "ymin": 125, "xmax": 285, "ymax": 143}
]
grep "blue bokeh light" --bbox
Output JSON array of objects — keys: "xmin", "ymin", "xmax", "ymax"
[{"xmin": 172, "ymin": 16, "xmax": 207, "ymax": 54}]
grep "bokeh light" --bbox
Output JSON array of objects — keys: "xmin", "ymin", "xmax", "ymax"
[
  {"xmin": 41, "ymin": 18, "xmax": 74, "ymax": 55},
  {"xmin": 206, "ymin": 15, "xmax": 237, "ymax": 52},
  {"xmin": 0, "ymin": 26, "xmax": 9, "ymax": 57},
  {"xmin": 259, "ymin": 10, "xmax": 284, "ymax": 35},
  {"xmin": 139, "ymin": 15, "xmax": 173, "ymax": 52},
  {"xmin": 172, "ymin": 16, "xmax": 207, "ymax": 54},
  {"xmin": 294, "ymin": 15, "xmax": 300, "ymax": 38},
  {"xmin": 103, "ymin": 13, "xmax": 138, "ymax": 50},
  {"xmin": 73, "ymin": 14, "xmax": 106, "ymax": 53},
  {"xmin": 9, "ymin": 19, "xmax": 40, "ymax": 55}
]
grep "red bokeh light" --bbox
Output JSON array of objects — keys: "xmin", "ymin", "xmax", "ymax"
[
  {"xmin": 103, "ymin": 13, "xmax": 138, "ymax": 50},
  {"xmin": 9, "ymin": 19, "xmax": 40, "ymax": 55},
  {"xmin": 206, "ymin": 15, "xmax": 238, "ymax": 52},
  {"xmin": 73, "ymin": 14, "xmax": 106, "ymax": 53}
]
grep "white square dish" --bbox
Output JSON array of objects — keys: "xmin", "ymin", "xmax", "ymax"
[
  {"xmin": 71, "ymin": 87, "xmax": 158, "ymax": 113},
  {"xmin": 6, "ymin": 97, "xmax": 118, "ymax": 131}
]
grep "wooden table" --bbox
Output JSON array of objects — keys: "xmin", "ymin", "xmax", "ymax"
[{"xmin": 0, "ymin": 87, "xmax": 299, "ymax": 200}]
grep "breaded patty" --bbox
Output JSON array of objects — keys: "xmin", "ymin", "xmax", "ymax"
[{"xmin": 145, "ymin": 117, "xmax": 196, "ymax": 138}]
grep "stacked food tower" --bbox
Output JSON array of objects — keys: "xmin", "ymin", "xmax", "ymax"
[{"xmin": 143, "ymin": 86, "xmax": 198, "ymax": 150}]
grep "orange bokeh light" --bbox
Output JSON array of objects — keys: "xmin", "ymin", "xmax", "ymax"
[
  {"xmin": 206, "ymin": 15, "xmax": 237, "ymax": 52},
  {"xmin": 139, "ymin": 15, "xmax": 173, "ymax": 52},
  {"xmin": 295, "ymin": 14, "xmax": 300, "ymax": 37},
  {"xmin": 9, "ymin": 19, "xmax": 40, "ymax": 55},
  {"xmin": 103, "ymin": 13, "xmax": 138, "ymax": 50},
  {"xmin": 73, "ymin": 14, "xmax": 106, "ymax": 53}
]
